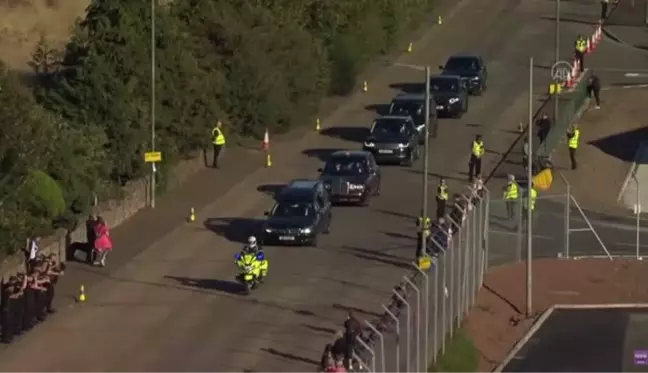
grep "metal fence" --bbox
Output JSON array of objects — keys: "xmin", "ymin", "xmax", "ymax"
[{"xmin": 344, "ymin": 186, "xmax": 491, "ymax": 372}]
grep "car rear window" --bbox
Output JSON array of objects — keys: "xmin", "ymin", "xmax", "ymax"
[
  {"xmin": 444, "ymin": 57, "xmax": 479, "ymax": 71},
  {"xmin": 430, "ymin": 79, "xmax": 459, "ymax": 93}
]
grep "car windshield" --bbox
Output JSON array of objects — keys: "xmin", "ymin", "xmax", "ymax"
[
  {"xmin": 390, "ymin": 101, "xmax": 423, "ymax": 117},
  {"xmin": 445, "ymin": 57, "xmax": 479, "ymax": 71},
  {"xmin": 271, "ymin": 202, "xmax": 313, "ymax": 217},
  {"xmin": 324, "ymin": 157, "xmax": 367, "ymax": 175},
  {"xmin": 429, "ymin": 78, "xmax": 459, "ymax": 93},
  {"xmin": 371, "ymin": 119, "xmax": 409, "ymax": 136}
]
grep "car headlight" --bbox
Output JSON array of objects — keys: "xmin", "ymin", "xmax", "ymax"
[
  {"xmin": 349, "ymin": 184, "xmax": 364, "ymax": 190},
  {"xmin": 300, "ymin": 227, "xmax": 312, "ymax": 234},
  {"xmin": 449, "ymin": 97, "xmax": 459, "ymax": 104},
  {"xmin": 471, "ymin": 76, "xmax": 480, "ymax": 81},
  {"xmin": 364, "ymin": 141, "xmax": 375, "ymax": 147},
  {"xmin": 265, "ymin": 228, "xmax": 273, "ymax": 233},
  {"xmin": 398, "ymin": 143, "xmax": 409, "ymax": 149}
]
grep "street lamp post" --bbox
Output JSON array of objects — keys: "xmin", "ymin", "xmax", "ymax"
[
  {"xmin": 150, "ymin": 0, "xmax": 156, "ymax": 208},
  {"xmin": 393, "ymin": 63, "xmax": 432, "ymax": 255},
  {"xmin": 552, "ymin": 0, "xmax": 560, "ymax": 146},
  {"xmin": 526, "ymin": 57, "xmax": 534, "ymax": 317}
]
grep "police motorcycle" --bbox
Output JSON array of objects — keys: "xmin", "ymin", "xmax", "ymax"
[{"xmin": 233, "ymin": 236, "xmax": 269, "ymax": 295}]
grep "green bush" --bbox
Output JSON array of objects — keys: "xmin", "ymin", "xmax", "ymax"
[
  {"xmin": 429, "ymin": 327, "xmax": 479, "ymax": 372},
  {"xmin": 0, "ymin": 0, "xmax": 436, "ymax": 258}
]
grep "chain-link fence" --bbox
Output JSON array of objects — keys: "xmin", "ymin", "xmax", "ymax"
[{"xmin": 341, "ymin": 187, "xmax": 490, "ymax": 372}]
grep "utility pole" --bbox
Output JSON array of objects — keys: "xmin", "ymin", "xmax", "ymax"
[
  {"xmin": 150, "ymin": 0, "xmax": 156, "ymax": 208},
  {"xmin": 552, "ymin": 0, "xmax": 561, "ymax": 144},
  {"xmin": 421, "ymin": 66, "xmax": 431, "ymax": 255},
  {"xmin": 526, "ymin": 57, "xmax": 534, "ymax": 317}
]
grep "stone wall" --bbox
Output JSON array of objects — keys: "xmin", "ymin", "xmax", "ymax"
[{"xmin": 0, "ymin": 148, "xmax": 211, "ymax": 278}]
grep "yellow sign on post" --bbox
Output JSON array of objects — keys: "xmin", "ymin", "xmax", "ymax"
[{"xmin": 144, "ymin": 151, "xmax": 162, "ymax": 163}]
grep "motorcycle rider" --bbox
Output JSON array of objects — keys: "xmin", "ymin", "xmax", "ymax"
[{"xmin": 240, "ymin": 236, "xmax": 269, "ymax": 280}]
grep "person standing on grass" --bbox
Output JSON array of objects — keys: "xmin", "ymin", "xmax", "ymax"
[{"xmin": 93, "ymin": 216, "xmax": 113, "ymax": 267}]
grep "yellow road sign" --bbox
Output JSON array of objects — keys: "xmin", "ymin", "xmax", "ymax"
[
  {"xmin": 533, "ymin": 168, "xmax": 553, "ymax": 191},
  {"xmin": 144, "ymin": 151, "xmax": 162, "ymax": 163}
]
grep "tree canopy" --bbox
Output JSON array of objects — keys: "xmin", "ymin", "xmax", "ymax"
[{"xmin": 0, "ymin": 0, "xmax": 434, "ymax": 258}]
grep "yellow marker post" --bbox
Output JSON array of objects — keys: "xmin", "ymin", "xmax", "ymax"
[
  {"xmin": 78, "ymin": 285, "xmax": 86, "ymax": 302},
  {"xmin": 407, "ymin": 42, "xmax": 413, "ymax": 53},
  {"xmin": 189, "ymin": 207, "xmax": 196, "ymax": 222},
  {"xmin": 144, "ymin": 151, "xmax": 162, "ymax": 163},
  {"xmin": 438, "ymin": 16, "xmax": 443, "ymax": 25},
  {"xmin": 362, "ymin": 81, "xmax": 368, "ymax": 92},
  {"xmin": 315, "ymin": 118, "xmax": 321, "ymax": 131},
  {"xmin": 266, "ymin": 153, "xmax": 272, "ymax": 168}
]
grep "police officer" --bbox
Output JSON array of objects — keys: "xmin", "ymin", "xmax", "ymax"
[
  {"xmin": 587, "ymin": 73, "xmax": 601, "ymax": 109},
  {"xmin": 211, "ymin": 120, "xmax": 226, "ymax": 168},
  {"xmin": 468, "ymin": 135, "xmax": 485, "ymax": 182},
  {"xmin": 575, "ymin": 35, "xmax": 587, "ymax": 72},
  {"xmin": 416, "ymin": 213, "xmax": 432, "ymax": 258},
  {"xmin": 567, "ymin": 123, "xmax": 580, "ymax": 170},
  {"xmin": 523, "ymin": 182, "xmax": 538, "ymax": 224},
  {"xmin": 503, "ymin": 174, "xmax": 519, "ymax": 220},
  {"xmin": 436, "ymin": 178, "xmax": 449, "ymax": 220}
]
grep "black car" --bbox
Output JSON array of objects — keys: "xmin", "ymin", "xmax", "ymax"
[
  {"xmin": 439, "ymin": 53, "xmax": 488, "ymax": 95},
  {"xmin": 389, "ymin": 93, "xmax": 439, "ymax": 141},
  {"xmin": 429, "ymin": 75, "xmax": 469, "ymax": 118},
  {"xmin": 362, "ymin": 115, "xmax": 421, "ymax": 166},
  {"xmin": 262, "ymin": 179, "xmax": 332, "ymax": 246},
  {"xmin": 318, "ymin": 150, "xmax": 381, "ymax": 206}
]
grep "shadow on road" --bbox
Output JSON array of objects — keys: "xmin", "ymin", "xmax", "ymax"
[
  {"xmin": 374, "ymin": 208, "xmax": 415, "ymax": 220},
  {"xmin": 320, "ymin": 127, "xmax": 369, "ymax": 143},
  {"xmin": 302, "ymin": 148, "xmax": 346, "ymax": 162},
  {"xmin": 589, "ymin": 126, "xmax": 648, "ymax": 163},
  {"xmin": 342, "ymin": 245, "xmax": 407, "ymax": 260},
  {"xmin": 332, "ymin": 303, "xmax": 383, "ymax": 318},
  {"xmin": 540, "ymin": 15, "xmax": 596, "ymax": 26},
  {"xmin": 204, "ymin": 217, "xmax": 264, "ymax": 243},
  {"xmin": 164, "ymin": 276, "xmax": 243, "ymax": 295},
  {"xmin": 382, "ymin": 231, "xmax": 414, "ymax": 241},
  {"xmin": 302, "ymin": 323, "xmax": 337, "ymax": 335},
  {"xmin": 403, "ymin": 169, "xmax": 466, "ymax": 182},
  {"xmin": 365, "ymin": 103, "xmax": 391, "ymax": 115},
  {"xmin": 389, "ymin": 82, "xmax": 424, "ymax": 93},
  {"xmin": 352, "ymin": 252, "xmax": 411, "ymax": 270},
  {"xmin": 261, "ymin": 348, "xmax": 320, "ymax": 365},
  {"xmin": 257, "ymin": 184, "xmax": 286, "ymax": 200}
]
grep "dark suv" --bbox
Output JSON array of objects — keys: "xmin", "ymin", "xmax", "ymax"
[
  {"xmin": 262, "ymin": 179, "xmax": 332, "ymax": 246},
  {"xmin": 429, "ymin": 75, "xmax": 469, "ymax": 118},
  {"xmin": 389, "ymin": 93, "xmax": 439, "ymax": 141},
  {"xmin": 439, "ymin": 53, "xmax": 488, "ymax": 95},
  {"xmin": 363, "ymin": 115, "xmax": 421, "ymax": 166},
  {"xmin": 318, "ymin": 150, "xmax": 381, "ymax": 206}
]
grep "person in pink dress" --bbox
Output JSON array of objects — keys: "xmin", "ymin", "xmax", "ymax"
[{"xmin": 93, "ymin": 217, "xmax": 113, "ymax": 267}]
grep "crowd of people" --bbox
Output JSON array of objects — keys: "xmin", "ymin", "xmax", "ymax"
[{"xmin": 0, "ymin": 251, "xmax": 65, "ymax": 344}]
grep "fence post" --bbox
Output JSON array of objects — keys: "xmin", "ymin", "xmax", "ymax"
[
  {"xmin": 383, "ymin": 304, "xmax": 400, "ymax": 373},
  {"xmin": 403, "ymin": 276, "xmax": 421, "ymax": 373},
  {"xmin": 471, "ymin": 198, "xmax": 479, "ymax": 305},
  {"xmin": 441, "ymin": 249, "xmax": 448, "ymax": 355},
  {"xmin": 365, "ymin": 321, "xmax": 385, "ymax": 373},
  {"xmin": 484, "ymin": 186, "xmax": 491, "ymax": 271},
  {"xmin": 355, "ymin": 336, "xmax": 376, "ymax": 373},
  {"xmin": 412, "ymin": 262, "xmax": 429, "ymax": 371},
  {"xmin": 392, "ymin": 289, "xmax": 411, "ymax": 373},
  {"xmin": 446, "ymin": 214, "xmax": 461, "ymax": 329},
  {"xmin": 353, "ymin": 352, "xmax": 369, "ymax": 373},
  {"xmin": 517, "ymin": 196, "xmax": 523, "ymax": 263}
]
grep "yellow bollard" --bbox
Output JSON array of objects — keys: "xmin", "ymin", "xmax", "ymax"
[
  {"xmin": 407, "ymin": 42, "xmax": 413, "ymax": 53},
  {"xmin": 362, "ymin": 81, "xmax": 368, "ymax": 92},
  {"xmin": 78, "ymin": 285, "xmax": 86, "ymax": 302},
  {"xmin": 316, "ymin": 118, "xmax": 321, "ymax": 131},
  {"xmin": 189, "ymin": 207, "xmax": 196, "ymax": 222},
  {"xmin": 437, "ymin": 16, "xmax": 443, "ymax": 25},
  {"xmin": 266, "ymin": 153, "xmax": 272, "ymax": 168}
]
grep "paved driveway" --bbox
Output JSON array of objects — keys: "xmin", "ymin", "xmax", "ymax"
[{"xmin": 0, "ymin": 0, "xmax": 586, "ymax": 370}]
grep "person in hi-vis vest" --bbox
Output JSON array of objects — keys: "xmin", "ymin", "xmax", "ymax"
[
  {"xmin": 211, "ymin": 120, "xmax": 226, "ymax": 168},
  {"xmin": 566, "ymin": 123, "xmax": 580, "ymax": 170}
]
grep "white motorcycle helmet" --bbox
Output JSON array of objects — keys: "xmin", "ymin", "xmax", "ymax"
[{"xmin": 247, "ymin": 236, "xmax": 257, "ymax": 249}]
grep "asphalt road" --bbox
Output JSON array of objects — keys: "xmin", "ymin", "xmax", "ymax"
[
  {"xmin": 502, "ymin": 308, "xmax": 648, "ymax": 372},
  {"xmin": 0, "ymin": 0, "xmax": 605, "ymax": 370}
]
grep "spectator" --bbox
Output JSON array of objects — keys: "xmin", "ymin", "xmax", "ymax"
[
  {"xmin": 85, "ymin": 214, "xmax": 98, "ymax": 264},
  {"xmin": 24, "ymin": 236, "xmax": 40, "ymax": 273},
  {"xmin": 320, "ymin": 343, "xmax": 335, "ymax": 372},
  {"xmin": 93, "ymin": 216, "xmax": 113, "ymax": 267},
  {"xmin": 587, "ymin": 73, "xmax": 601, "ymax": 109},
  {"xmin": 343, "ymin": 312, "xmax": 361, "ymax": 370},
  {"xmin": 535, "ymin": 113, "xmax": 551, "ymax": 144}
]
